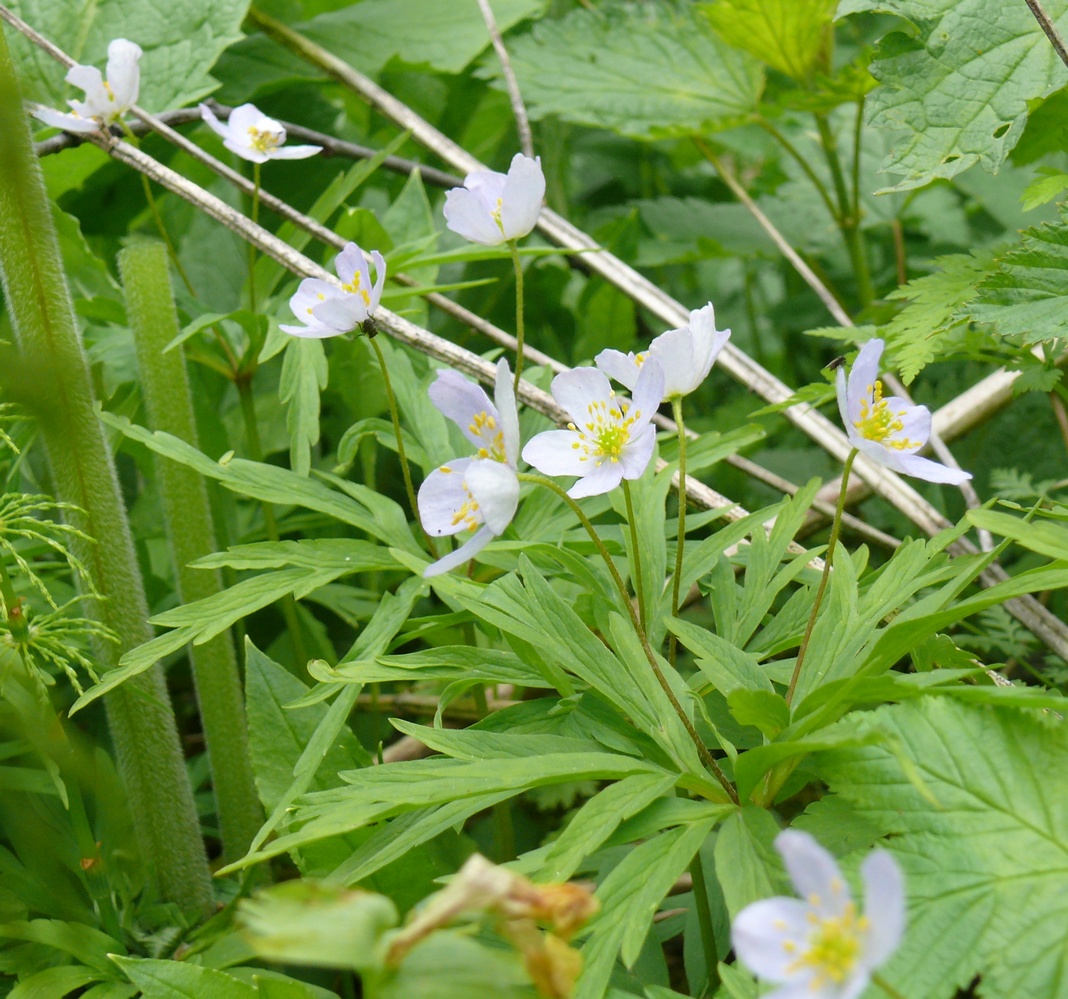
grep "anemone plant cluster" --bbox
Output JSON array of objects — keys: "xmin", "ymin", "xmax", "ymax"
[{"xmin": 1, "ymin": 3, "xmax": 1068, "ymax": 999}]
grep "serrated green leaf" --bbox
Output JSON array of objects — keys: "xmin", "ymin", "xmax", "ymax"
[
  {"xmin": 866, "ymin": 2, "xmax": 1068, "ymax": 191},
  {"xmin": 502, "ymin": 4, "xmax": 763, "ymax": 140},
  {"xmin": 1021, "ymin": 169, "xmax": 1068, "ymax": 211},
  {"xmin": 700, "ymin": 0, "xmax": 837, "ymax": 82},
  {"xmin": 814, "ymin": 698, "xmax": 1068, "ymax": 999}
]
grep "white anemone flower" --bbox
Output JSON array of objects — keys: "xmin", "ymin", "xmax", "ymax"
[
  {"xmin": 732, "ymin": 830, "xmax": 905, "ymax": 999},
  {"xmin": 521, "ymin": 358, "xmax": 664, "ymax": 499},
  {"xmin": 443, "ymin": 153, "xmax": 545, "ymax": 246},
  {"xmin": 33, "ymin": 39, "xmax": 142, "ymax": 134},
  {"xmin": 838, "ymin": 339, "xmax": 971, "ymax": 484},
  {"xmin": 419, "ymin": 359, "xmax": 521, "ymax": 578},
  {"xmin": 596, "ymin": 302, "xmax": 731, "ymax": 401},
  {"xmin": 280, "ymin": 243, "xmax": 385, "ymax": 339},
  {"xmin": 198, "ymin": 102, "xmax": 321, "ymax": 164}
]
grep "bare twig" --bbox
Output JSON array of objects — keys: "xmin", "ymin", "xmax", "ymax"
[
  {"xmin": 1024, "ymin": 0, "xmax": 1068, "ymax": 70},
  {"xmin": 476, "ymin": 0, "xmax": 534, "ymax": 159}
]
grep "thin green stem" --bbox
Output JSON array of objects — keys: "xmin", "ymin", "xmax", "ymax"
[
  {"xmin": 688, "ymin": 845, "xmax": 719, "ymax": 996},
  {"xmin": 851, "ymin": 97, "xmax": 865, "ymax": 232},
  {"xmin": 519, "ymin": 474, "xmax": 739, "ymax": 804},
  {"xmin": 369, "ymin": 335, "xmax": 437, "ymax": 557},
  {"xmin": 786, "ymin": 449, "xmax": 857, "ymax": 705},
  {"xmin": 507, "ymin": 240, "xmax": 526, "ymax": 393},
  {"xmin": 871, "ymin": 972, "xmax": 909, "ymax": 999},
  {"xmin": 249, "ymin": 162, "xmax": 261, "ymax": 312},
  {"xmin": 756, "ymin": 116, "xmax": 839, "ymax": 222},
  {"xmin": 622, "ymin": 480, "xmax": 647, "ymax": 634},
  {"xmin": 669, "ymin": 396, "xmax": 687, "ymax": 668}
]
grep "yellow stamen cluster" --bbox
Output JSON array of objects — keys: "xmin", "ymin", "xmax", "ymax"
[
  {"xmin": 104, "ymin": 81, "xmax": 116, "ymax": 102},
  {"xmin": 450, "ymin": 489, "xmax": 480, "ymax": 531},
  {"xmin": 784, "ymin": 899, "xmax": 869, "ymax": 988},
  {"xmin": 469, "ymin": 410, "xmax": 507, "ymax": 462},
  {"xmin": 247, "ymin": 126, "xmax": 281, "ymax": 154},
  {"xmin": 341, "ymin": 269, "xmax": 372, "ymax": 307},
  {"xmin": 492, "ymin": 196, "xmax": 505, "ymax": 234},
  {"xmin": 854, "ymin": 380, "xmax": 918, "ymax": 451},
  {"xmin": 568, "ymin": 394, "xmax": 641, "ymax": 465}
]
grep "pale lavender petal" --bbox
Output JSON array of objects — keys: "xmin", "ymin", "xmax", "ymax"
[
  {"xmin": 368, "ymin": 250, "xmax": 386, "ymax": 312},
  {"xmin": 648, "ymin": 326, "xmax": 696, "ymax": 398},
  {"xmin": 333, "ymin": 243, "xmax": 364, "ymax": 285},
  {"xmin": 552, "ymin": 367, "xmax": 611, "ymax": 427},
  {"xmin": 269, "ymin": 144, "xmax": 322, "ymax": 160},
  {"xmin": 418, "ymin": 459, "xmax": 476, "ymax": 536},
  {"xmin": 731, "ymin": 897, "xmax": 814, "ymax": 982},
  {"xmin": 444, "ymin": 187, "xmax": 505, "ymax": 246},
  {"xmin": 620, "ymin": 423, "xmax": 656, "ymax": 480},
  {"xmin": 847, "ymin": 339, "xmax": 884, "ymax": 424},
  {"xmin": 428, "ymin": 369, "xmax": 498, "ymax": 449},
  {"xmin": 464, "ymin": 167, "xmax": 507, "ymax": 206},
  {"xmin": 465, "ymin": 460, "xmax": 519, "ymax": 534},
  {"xmin": 33, "ymin": 108, "xmax": 99, "ymax": 133},
  {"xmin": 893, "ymin": 452, "xmax": 973, "ymax": 484},
  {"xmin": 522, "ymin": 430, "xmax": 587, "ymax": 477},
  {"xmin": 499, "ymin": 153, "xmax": 545, "ymax": 241},
  {"xmin": 836, "ymin": 366, "xmax": 851, "ymax": 433},
  {"xmin": 776, "ymin": 830, "xmax": 852, "ymax": 918},
  {"xmin": 290, "ymin": 278, "xmax": 339, "ymax": 316},
  {"xmin": 279, "ymin": 320, "xmax": 339, "ymax": 339},
  {"xmin": 424, "ymin": 526, "xmax": 495, "ymax": 578},
  {"xmin": 631, "ymin": 355, "xmax": 665, "ymax": 417},
  {"xmin": 199, "ymin": 102, "xmax": 231, "ymax": 140},
  {"xmin": 861, "ymin": 849, "xmax": 905, "ymax": 968},
  {"xmin": 891, "ymin": 403, "xmax": 930, "ymax": 454},
  {"xmin": 493, "ymin": 359, "xmax": 520, "ymax": 466},
  {"xmin": 568, "ymin": 460, "xmax": 623, "ymax": 499},
  {"xmin": 106, "ymin": 39, "xmax": 142, "ymax": 109},
  {"xmin": 311, "ymin": 295, "xmax": 366, "ymax": 331},
  {"xmin": 595, "ymin": 348, "xmax": 642, "ymax": 391}
]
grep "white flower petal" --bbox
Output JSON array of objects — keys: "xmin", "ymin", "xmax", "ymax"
[
  {"xmin": 199, "ymin": 102, "xmax": 231, "ymax": 140},
  {"xmin": 499, "ymin": 153, "xmax": 545, "ymax": 241},
  {"xmin": 493, "ymin": 359, "xmax": 520, "ymax": 466},
  {"xmin": 522, "ymin": 430, "xmax": 587, "ymax": 477},
  {"xmin": 465, "ymin": 460, "xmax": 519, "ymax": 535},
  {"xmin": 732, "ymin": 897, "xmax": 814, "ymax": 982},
  {"xmin": 620, "ymin": 422, "xmax": 656, "ymax": 480},
  {"xmin": 418, "ymin": 458, "xmax": 477, "ymax": 537},
  {"xmin": 289, "ymin": 277, "xmax": 341, "ymax": 317},
  {"xmin": 776, "ymin": 830, "xmax": 852, "ymax": 918},
  {"xmin": 228, "ymin": 103, "xmax": 262, "ymax": 135},
  {"xmin": 444, "ymin": 187, "xmax": 506, "ymax": 245},
  {"xmin": 333, "ymin": 243, "xmax": 363, "ymax": 286},
  {"xmin": 648, "ymin": 326, "xmax": 696, "ymax": 398},
  {"xmin": 424, "ymin": 525, "xmax": 496, "ymax": 578},
  {"xmin": 891, "ymin": 403, "xmax": 930, "ymax": 454},
  {"xmin": 65, "ymin": 63, "xmax": 104, "ymax": 95},
  {"xmin": 568, "ymin": 460, "xmax": 624, "ymax": 499},
  {"xmin": 836, "ymin": 366, "xmax": 851, "ymax": 433},
  {"xmin": 860, "ymin": 849, "xmax": 905, "ymax": 969},
  {"xmin": 223, "ymin": 137, "xmax": 268, "ymax": 163},
  {"xmin": 847, "ymin": 339, "xmax": 884, "ymax": 424},
  {"xmin": 428, "ymin": 370, "xmax": 499, "ymax": 451},
  {"xmin": 269, "ymin": 143, "xmax": 322, "ymax": 160},
  {"xmin": 106, "ymin": 39, "xmax": 141, "ymax": 110},
  {"xmin": 893, "ymin": 452, "xmax": 973, "ymax": 484},
  {"xmin": 464, "ymin": 167, "xmax": 507, "ymax": 206},
  {"xmin": 311, "ymin": 295, "xmax": 366, "ymax": 332},
  {"xmin": 368, "ymin": 250, "xmax": 386, "ymax": 313},
  {"xmin": 278, "ymin": 320, "xmax": 339, "ymax": 339},
  {"xmin": 551, "ymin": 367, "xmax": 612, "ymax": 427},
  {"xmin": 631, "ymin": 355, "xmax": 665, "ymax": 416},
  {"xmin": 33, "ymin": 108, "xmax": 99, "ymax": 133},
  {"xmin": 595, "ymin": 348, "xmax": 642, "ymax": 391}
]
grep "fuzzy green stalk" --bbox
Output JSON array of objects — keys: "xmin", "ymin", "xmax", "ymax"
[
  {"xmin": 507, "ymin": 240, "xmax": 526, "ymax": 393},
  {"xmin": 519, "ymin": 473, "xmax": 739, "ymax": 804},
  {"xmin": 248, "ymin": 162, "xmax": 261, "ymax": 312},
  {"xmin": 621, "ymin": 480, "xmax": 646, "ymax": 633},
  {"xmin": 785, "ymin": 448, "xmax": 857, "ymax": 705},
  {"xmin": 368, "ymin": 334, "xmax": 437, "ymax": 556},
  {"xmin": 0, "ymin": 28, "xmax": 212, "ymax": 915},
  {"xmin": 668, "ymin": 396, "xmax": 688, "ymax": 667},
  {"xmin": 119, "ymin": 240, "xmax": 265, "ymax": 865}
]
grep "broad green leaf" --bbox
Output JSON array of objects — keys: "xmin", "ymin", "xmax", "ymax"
[
  {"xmin": 239, "ymin": 881, "xmax": 397, "ymax": 973},
  {"xmin": 700, "ymin": 0, "xmax": 837, "ymax": 82},
  {"xmin": 968, "ymin": 508, "xmax": 1068, "ymax": 561},
  {"xmin": 864, "ymin": 1, "xmax": 1068, "ymax": 191},
  {"xmin": 192, "ymin": 539, "xmax": 396, "ymax": 574},
  {"xmin": 967, "ymin": 211, "xmax": 1068, "ymax": 343},
  {"xmin": 0, "ymin": 919, "xmax": 123, "ymax": 972},
  {"xmin": 502, "ymin": 4, "xmax": 763, "ymax": 140},
  {"xmin": 814, "ymin": 698, "xmax": 1068, "ymax": 999},
  {"xmin": 9, "ymin": 0, "xmax": 248, "ymax": 111},
  {"xmin": 110, "ymin": 957, "xmax": 257, "ymax": 999},
  {"xmin": 8, "ymin": 964, "xmax": 100, "ymax": 998},
  {"xmin": 726, "ymin": 689, "xmax": 789, "ymax": 738},
  {"xmin": 712, "ymin": 806, "xmax": 782, "ymax": 917},
  {"xmin": 280, "ymin": 337, "xmax": 327, "ymax": 478}
]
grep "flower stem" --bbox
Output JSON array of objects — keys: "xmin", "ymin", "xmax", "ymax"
[
  {"xmin": 687, "ymin": 841, "xmax": 720, "ymax": 995},
  {"xmin": 519, "ymin": 474, "xmax": 739, "ymax": 804},
  {"xmin": 669, "ymin": 396, "xmax": 688, "ymax": 668},
  {"xmin": 785, "ymin": 448, "xmax": 857, "ymax": 705},
  {"xmin": 507, "ymin": 239, "xmax": 526, "ymax": 393},
  {"xmin": 369, "ymin": 335, "xmax": 437, "ymax": 557},
  {"xmin": 872, "ymin": 972, "xmax": 909, "ymax": 999},
  {"xmin": 621, "ymin": 480, "xmax": 646, "ymax": 633},
  {"xmin": 249, "ymin": 161, "xmax": 261, "ymax": 312}
]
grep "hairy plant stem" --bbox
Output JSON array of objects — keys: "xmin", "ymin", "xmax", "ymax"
[
  {"xmin": 669, "ymin": 396, "xmax": 688, "ymax": 668},
  {"xmin": 119, "ymin": 240, "xmax": 264, "ymax": 866},
  {"xmin": 621, "ymin": 480, "xmax": 646, "ymax": 633},
  {"xmin": 519, "ymin": 474, "xmax": 739, "ymax": 804},
  {"xmin": 0, "ymin": 27, "xmax": 211, "ymax": 914},
  {"xmin": 249, "ymin": 161, "xmax": 261, "ymax": 312},
  {"xmin": 814, "ymin": 114, "xmax": 873, "ymax": 308},
  {"xmin": 786, "ymin": 448, "xmax": 857, "ymax": 705},
  {"xmin": 368, "ymin": 334, "xmax": 436, "ymax": 556},
  {"xmin": 872, "ymin": 972, "xmax": 908, "ymax": 999},
  {"xmin": 507, "ymin": 240, "xmax": 526, "ymax": 393}
]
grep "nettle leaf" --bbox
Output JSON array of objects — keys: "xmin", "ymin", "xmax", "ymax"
[
  {"xmin": 700, "ymin": 0, "xmax": 837, "ymax": 83},
  {"xmin": 501, "ymin": 3, "xmax": 763, "ymax": 140},
  {"xmin": 9, "ymin": 0, "xmax": 249, "ymax": 111},
  {"xmin": 814, "ymin": 698, "xmax": 1068, "ymax": 999},
  {"xmin": 862, "ymin": 0, "xmax": 1068, "ymax": 191},
  {"xmin": 967, "ymin": 210, "xmax": 1068, "ymax": 344}
]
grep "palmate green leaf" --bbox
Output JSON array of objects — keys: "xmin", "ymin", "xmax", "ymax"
[
  {"xmin": 813, "ymin": 698, "xmax": 1068, "ymax": 999},
  {"xmin": 501, "ymin": 3, "xmax": 763, "ymax": 140},
  {"xmin": 967, "ymin": 209, "xmax": 1068, "ymax": 343},
  {"xmin": 859, "ymin": 0, "xmax": 1068, "ymax": 191},
  {"xmin": 8, "ymin": 0, "xmax": 248, "ymax": 112},
  {"xmin": 699, "ymin": 0, "xmax": 837, "ymax": 82}
]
